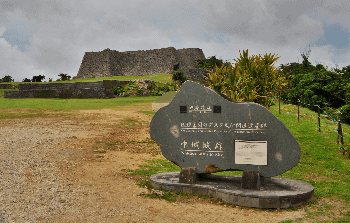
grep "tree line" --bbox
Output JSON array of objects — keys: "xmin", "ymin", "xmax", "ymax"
[
  {"xmin": 188, "ymin": 46, "xmax": 350, "ymax": 124},
  {"xmin": 0, "ymin": 73, "xmax": 71, "ymax": 83}
]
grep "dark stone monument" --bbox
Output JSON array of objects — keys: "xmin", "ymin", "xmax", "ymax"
[{"xmin": 149, "ymin": 81, "xmax": 314, "ymax": 208}]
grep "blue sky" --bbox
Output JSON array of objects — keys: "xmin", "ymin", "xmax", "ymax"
[{"xmin": 1, "ymin": 0, "xmax": 350, "ymax": 82}]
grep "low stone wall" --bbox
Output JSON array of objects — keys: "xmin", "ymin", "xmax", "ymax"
[
  {"xmin": 4, "ymin": 77, "xmax": 213, "ymax": 99},
  {"xmin": 5, "ymin": 81, "xmax": 114, "ymax": 99},
  {"xmin": 102, "ymin": 80, "xmax": 132, "ymax": 89},
  {"xmin": 4, "ymin": 88, "xmax": 114, "ymax": 99},
  {"xmin": 18, "ymin": 82, "xmax": 104, "ymax": 91},
  {"xmin": 0, "ymin": 84, "xmax": 18, "ymax": 89}
]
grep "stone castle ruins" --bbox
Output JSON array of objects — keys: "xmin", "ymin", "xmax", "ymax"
[
  {"xmin": 75, "ymin": 47, "xmax": 207, "ymax": 79},
  {"xmin": 2, "ymin": 47, "xmax": 233, "ymax": 99}
]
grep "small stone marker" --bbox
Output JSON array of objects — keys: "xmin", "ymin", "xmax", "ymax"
[{"xmin": 149, "ymin": 81, "xmax": 301, "ymax": 190}]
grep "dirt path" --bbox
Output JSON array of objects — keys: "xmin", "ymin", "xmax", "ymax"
[{"xmin": 0, "ymin": 103, "xmax": 347, "ymax": 222}]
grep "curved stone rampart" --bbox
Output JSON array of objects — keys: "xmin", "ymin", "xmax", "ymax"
[{"xmin": 76, "ymin": 47, "xmax": 206, "ymax": 79}]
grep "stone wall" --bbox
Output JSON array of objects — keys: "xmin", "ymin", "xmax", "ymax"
[
  {"xmin": 18, "ymin": 82, "xmax": 104, "ymax": 91},
  {"xmin": 102, "ymin": 80, "xmax": 132, "ymax": 89},
  {"xmin": 5, "ymin": 88, "xmax": 114, "ymax": 99},
  {"xmin": 0, "ymin": 84, "xmax": 18, "ymax": 89},
  {"xmin": 76, "ymin": 47, "xmax": 206, "ymax": 79},
  {"xmin": 3, "ymin": 80, "xmax": 159, "ymax": 99},
  {"xmin": 5, "ymin": 81, "xmax": 114, "ymax": 99}
]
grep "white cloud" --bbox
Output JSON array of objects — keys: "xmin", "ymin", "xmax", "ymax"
[{"xmin": 1, "ymin": 0, "xmax": 350, "ymax": 82}]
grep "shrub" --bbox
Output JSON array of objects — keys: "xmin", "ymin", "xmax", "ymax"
[
  {"xmin": 172, "ymin": 70, "xmax": 190, "ymax": 86},
  {"xmin": 195, "ymin": 56, "xmax": 230, "ymax": 69},
  {"xmin": 22, "ymin": 78, "xmax": 31, "ymax": 82},
  {"xmin": 58, "ymin": 73, "xmax": 71, "ymax": 81},
  {"xmin": 113, "ymin": 85, "xmax": 128, "ymax": 95},
  {"xmin": 2, "ymin": 75, "xmax": 14, "ymax": 83},
  {"xmin": 32, "ymin": 75, "xmax": 45, "ymax": 82}
]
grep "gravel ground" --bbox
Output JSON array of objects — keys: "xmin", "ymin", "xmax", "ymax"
[{"xmin": 0, "ymin": 119, "xmax": 87, "ymax": 222}]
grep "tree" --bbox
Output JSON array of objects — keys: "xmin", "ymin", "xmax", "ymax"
[
  {"xmin": 22, "ymin": 78, "xmax": 31, "ymax": 82},
  {"xmin": 31, "ymin": 75, "xmax": 45, "ymax": 82},
  {"xmin": 2, "ymin": 75, "xmax": 14, "ymax": 83},
  {"xmin": 58, "ymin": 73, "xmax": 71, "ymax": 81},
  {"xmin": 299, "ymin": 44, "xmax": 315, "ymax": 72},
  {"xmin": 203, "ymin": 49, "xmax": 287, "ymax": 109},
  {"xmin": 195, "ymin": 55, "xmax": 230, "ymax": 70}
]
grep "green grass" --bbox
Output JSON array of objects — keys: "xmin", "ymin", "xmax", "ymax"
[
  {"xmin": 0, "ymin": 88, "xmax": 18, "ymax": 96},
  {"xmin": 0, "ymin": 73, "xmax": 176, "ymax": 85},
  {"xmin": 1, "ymin": 73, "xmax": 350, "ymax": 222},
  {"xmin": 0, "ymin": 73, "xmax": 190, "ymax": 112},
  {"xmin": 0, "ymin": 73, "xmax": 180, "ymax": 119},
  {"xmin": 266, "ymin": 102, "xmax": 350, "ymax": 222},
  {"xmin": 125, "ymin": 97, "xmax": 350, "ymax": 222},
  {"xmin": 0, "ymin": 96, "xmax": 160, "ymax": 110}
]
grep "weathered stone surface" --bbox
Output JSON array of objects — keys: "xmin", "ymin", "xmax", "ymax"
[
  {"xmin": 0, "ymin": 84, "xmax": 18, "ymax": 89},
  {"xmin": 4, "ymin": 88, "xmax": 114, "ymax": 99},
  {"xmin": 149, "ymin": 81, "xmax": 301, "ymax": 178},
  {"xmin": 4, "ymin": 81, "xmax": 115, "ymax": 98},
  {"xmin": 150, "ymin": 172, "xmax": 314, "ymax": 208},
  {"xmin": 76, "ymin": 47, "xmax": 205, "ymax": 79},
  {"xmin": 241, "ymin": 170, "xmax": 271, "ymax": 190},
  {"xmin": 179, "ymin": 167, "xmax": 197, "ymax": 184}
]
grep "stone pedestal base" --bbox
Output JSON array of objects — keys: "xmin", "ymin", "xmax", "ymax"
[
  {"xmin": 179, "ymin": 167, "xmax": 197, "ymax": 184},
  {"xmin": 241, "ymin": 171, "xmax": 271, "ymax": 190},
  {"xmin": 150, "ymin": 172, "xmax": 315, "ymax": 209}
]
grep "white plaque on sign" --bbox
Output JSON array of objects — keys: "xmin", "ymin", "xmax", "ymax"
[{"xmin": 235, "ymin": 140, "xmax": 267, "ymax": 165}]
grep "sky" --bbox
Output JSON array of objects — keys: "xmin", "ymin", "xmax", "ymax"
[{"xmin": 1, "ymin": 0, "xmax": 350, "ymax": 82}]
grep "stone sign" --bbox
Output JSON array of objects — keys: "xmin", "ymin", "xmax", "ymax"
[{"xmin": 149, "ymin": 81, "xmax": 301, "ymax": 182}]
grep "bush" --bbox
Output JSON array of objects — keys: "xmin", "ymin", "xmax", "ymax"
[
  {"xmin": 58, "ymin": 73, "xmax": 71, "ymax": 81},
  {"xmin": 32, "ymin": 75, "xmax": 45, "ymax": 82},
  {"xmin": 167, "ymin": 82, "xmax": 179, "ymax": 91},
  {"xmin": 157, "ymin": 85, "xmax": 170, "ymax": 92},
  {"xmin": 336, "ymin": 104, "xmax": 350, "ymax": 124},
  {"xmin": 172, "ymin": 70, "xmax": 190, "ymax": 86},
  {"xmin": 147, "ymin": 83, "xmax": 157, "ymax": 91},
  {"xmin": 195, "ymin": 56, "xmax": 230, "ymax": 69},
  {"xmin": 22, "ymin": 78, "xmax": 31, "ymax": 82},
  {"xmin": 113, "ymin": 85, "xmax": 128, "ymax": 95},
  {"xmin": 2, "ymin": 75, "xmax": 14, "ymax": 83}
]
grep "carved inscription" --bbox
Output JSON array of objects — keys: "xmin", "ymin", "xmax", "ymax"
[
  {"xmin": 180, "ymin": 140, "xmax": 223, "ymax": 157},
  {"xmin": 180, "ymin": 121, "xmax": 267, "ymax": 133},
  {"xmin": 182, "ymin": 104, "xmax": 267, "ymax": 133},
  {"xmin": 189, "ymin": 105, "xmax": 212, "ymax": 113}
]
